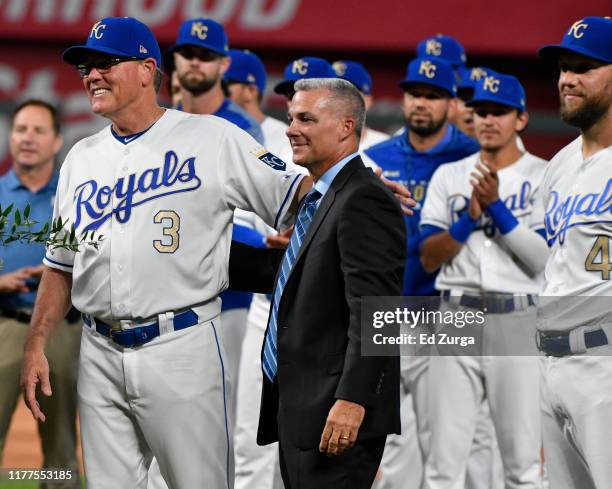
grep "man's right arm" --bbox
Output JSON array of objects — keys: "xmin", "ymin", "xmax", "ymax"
[{"xmin": 20, "ymin": 267, "xmax": 72, "ymax": 422}]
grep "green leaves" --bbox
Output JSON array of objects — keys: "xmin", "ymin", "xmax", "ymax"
[{"xmin": 0, "ymin": 203, "xmax": 104, "ymax": 251}]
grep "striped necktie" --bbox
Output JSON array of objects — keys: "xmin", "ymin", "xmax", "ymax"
[{"xmin": 262, "ymin": 189, "xmax": 322, "ymax": 381}]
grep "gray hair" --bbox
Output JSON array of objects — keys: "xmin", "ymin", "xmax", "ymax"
[{"xmin": 294, "ymin": 78, "xmax": 365, "ymax": 139}]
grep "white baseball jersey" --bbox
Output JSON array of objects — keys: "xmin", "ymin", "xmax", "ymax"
[
  {"xmin": 360, "ymin": 126, "xmax": 388, "ymax": 169},
  {"xmin": 44, "ymin": 109, "xmax": 302, "ymax": 321},
  {"xmin": 420, "ymin": 151, "xmax": 547, "ymax": 294},
  {"xmin": 538, "ymin": 137, "xmax": 612, "ymax": 332}
]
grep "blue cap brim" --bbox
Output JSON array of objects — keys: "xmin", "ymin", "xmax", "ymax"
[
  {"xmin": 398, "ymin": 80, "xmax": 454, "ymax": 96},
  {"xmin": 62, "ymin": 45, "xmax": 142, "ymax": 65},
  {"xmin": 274, "ymin": 80, "xmax": 295, "ymax": 95},
  {"xmin": 466, "ymin": 96, "xmax": 524, "ymax": 112},
  {"xmin": 538, "ymin": 44, "xmax": 612, "ymax": 63}
]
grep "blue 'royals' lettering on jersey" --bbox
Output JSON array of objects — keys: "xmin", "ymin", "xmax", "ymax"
[
  {"xmin": 365, "ymin": 124, "xmax": 479, "ymax": 296},
  {"xmin": 450, "ymin": 180, "xmax": 537, "ymax": 237},
  {"xmin": 74, "ymin": 150, "xmax": 201, "ymax": 231},
  {"xmin": 545, "ymin": 177, "xmax": 612, "ymax": 246}
]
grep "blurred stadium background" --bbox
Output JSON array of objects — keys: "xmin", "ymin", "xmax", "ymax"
[{"xmin": 0, "ymin": 0, "xmax": 608, "ymax": 482}]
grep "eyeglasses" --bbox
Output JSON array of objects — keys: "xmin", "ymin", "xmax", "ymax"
[
  {"xmin": 76, "ymin": 57, "xmax": 139, "ymax": 78},
  {"xmin": 176, "ymin": 46, "xmax": 221, "ymax": 62}
]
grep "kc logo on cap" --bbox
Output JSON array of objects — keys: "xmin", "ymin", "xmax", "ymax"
[
  {"xmin": 90, "ymin": 21, "xmax": 106, "ymax": 39},
  {"xmin": 425, "ymin": 39, "xmax": 442, "ymax": 56},
  {"xmin": 292, "ymin": 59, "xmax": 309, "ymax": 75},
  {"xmin": 483, "ymin": 76, "xmax": 500, "ymax": 93},
  {"xmin": 419, "ymin": 60, "xmax": 437, "ymax": 79},
  {"xmin": 332, "ymin": 61, "xmax": 347, "ymax": 76},
  {"xmin": 568, "ymin": 19, "xmax": 589, "ymax": 39},
  {"xmin": 191, "ymin": 21, "xmax": 209, "ymax": 40},
  {"xmin": 470, "ymin": 67, "xmax": 488, "ymax": 81}
]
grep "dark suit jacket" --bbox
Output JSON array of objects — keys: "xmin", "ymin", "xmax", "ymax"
[{"xmin": 229, "ymin": 156, "xmax": 406, "ymax": 450}]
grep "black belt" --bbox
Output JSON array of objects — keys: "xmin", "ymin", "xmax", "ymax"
[
  {"xmin": 0, "ymin": 308, "xmax": 31, "ymax": 324},
  {"xmin": 441, "ymin": 291, "xmax": 535, "ymax": 314},
  {"xmin": 537, "ymin": 328, "xmax": 609, "ymax": 357}
]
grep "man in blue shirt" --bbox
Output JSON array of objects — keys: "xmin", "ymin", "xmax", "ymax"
[{"xmin": 0, "ymin": 99, "xmax": 81, "ymax": 489}]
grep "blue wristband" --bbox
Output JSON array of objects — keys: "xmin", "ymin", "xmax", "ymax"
[
  {"xmin": 487, "ymin": 199, "xmax": 519, "ymax": 235},
  {"xmin": 449, "ymin": 213, "xmax": 478, "ymax": 243}
]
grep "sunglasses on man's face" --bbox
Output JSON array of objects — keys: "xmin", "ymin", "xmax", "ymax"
[
  {"xmin": 76, "ymin": 57, "xmax": 139, "ymax": 78},
  {"xmin": 176, "ymin": 46, "xmax": 221, "ymax": 63}
]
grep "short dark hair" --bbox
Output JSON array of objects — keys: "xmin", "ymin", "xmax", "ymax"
[{"xmin": 11, "ymin": 99, "xmax": 61, "ymax": 135}]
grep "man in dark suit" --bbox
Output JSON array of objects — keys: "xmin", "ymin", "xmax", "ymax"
[{"xmin": 231, "ymin": 77, "xmax": 406, "ymax": 488}]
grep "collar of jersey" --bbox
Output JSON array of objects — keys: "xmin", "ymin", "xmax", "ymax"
[{"xmin": 110, "ymin": 116, "xmax": 164, "ymax": 145}]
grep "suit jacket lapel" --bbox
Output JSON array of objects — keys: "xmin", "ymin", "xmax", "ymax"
[{"xmin": 288, "ymin": 156, "xmax": 364, "ymax": 278}]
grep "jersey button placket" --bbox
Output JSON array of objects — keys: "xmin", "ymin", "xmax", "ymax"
[{"xmin": 110, "ymin": 152, "xmax": 132, "ymax": 318}]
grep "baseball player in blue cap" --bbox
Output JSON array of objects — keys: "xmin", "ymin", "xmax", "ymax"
[
  {"xmin": 454, "ymin": 67, "xmax": 492, "ymax": 138},
  {"xmin": 366, "ymin": 56, "xmax": 479, "ymax": 489},
  {"xmin": 164, "ymin": 18, "xmax": 263, "ymax": 144},
  {"xmin": 332, "ymin": 60, "xmax": 389, "ymax": 161},
  {"xmin": 420, "ymin": 72, "xmax": 547, "ymax": 489},
  {"xmin": 273, "ymin": 57, "xmax": 336, "ymax": 100},
  {"xmin": 536, "ymin": 16, "xmax": 612, "ymax": 489}
]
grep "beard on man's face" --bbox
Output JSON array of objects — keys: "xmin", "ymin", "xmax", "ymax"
[
  {"xmin": 560, "ymin": 91, "xmax": 609, "ymax": 131},
  {"xmin": 407, "ymin": 112, "xmax": 447, "ymax": 137},
  {"xmin": 178, "ymin": 71, "xmax": 218, "ymax": 97}
]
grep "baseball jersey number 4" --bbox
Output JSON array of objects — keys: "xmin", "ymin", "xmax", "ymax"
[
  {"xmin": 153, "ymin": 210, "xmax": 180, "ymax": 253},
  {"xmin": 585, "ymin": 235, "xmax": 611, "ymax": 280}
]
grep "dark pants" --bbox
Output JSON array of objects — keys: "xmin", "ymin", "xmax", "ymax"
[{"xmin": 278, "ymin": 431, "xmax": 386, "ymax": 489}]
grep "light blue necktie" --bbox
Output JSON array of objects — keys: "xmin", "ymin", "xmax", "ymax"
[{"xmin": 262, "ymin": 189, "xmax": 322, "ymax": 381}]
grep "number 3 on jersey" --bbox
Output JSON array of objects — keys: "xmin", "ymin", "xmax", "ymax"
[
  {"xmin": 585, "ymin": 235, "xmax": 612, "ymax": 280},
  {"xmin": 153, "ymin": 210, "xmax": 180, "ymax": 253}
]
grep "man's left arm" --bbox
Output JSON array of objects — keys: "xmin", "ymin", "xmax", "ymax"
[{"xmin": 320, "ymin": 182, "xmax": 406, "ymax": 455}]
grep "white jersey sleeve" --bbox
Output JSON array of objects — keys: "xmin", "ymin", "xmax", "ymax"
[
  {"xmin": 219, "ymin": 123, "xmax": 303, "ymax": 231},
  {"xmin": 420, "ymin": 164, "xmax": 452, "ymax": 230},
  {"xmin": 43, "ymin": 150, "xmax": 77, "ymax": 273}
]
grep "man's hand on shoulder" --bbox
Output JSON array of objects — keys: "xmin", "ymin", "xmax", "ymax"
[
  {"xmin": 319, "ymin": 399, "xmax": 365, "ymax": 456},
  {"xmin": 373, "ymin": 167, "xmax": 416, "ymax": 216}
]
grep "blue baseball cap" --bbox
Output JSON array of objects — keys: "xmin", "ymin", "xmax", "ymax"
[
  {"xmin": 63, "ymin": 17, "xmax": 161, "ymax": 68},
  {"xmin": 225, "ymin": 49, "xmax": 267, "ymax": 95},
  {"xmin": 274, "ymin": 57, "xmax": 336, "ymax": 95},
  {"xmin": 457, "ymin": 66, "xmax": 495, "ymax": 92},
  {"xmin": 467, "ymin": 73, "xmax": 526, "ymax": 112},
  {"xmin": 332, "ymin": 60, "xmax": 372, "ymax": 95},
  {"xmin": 399, "ymin": 57, "xmax": 457, "ymax": 96},
  {"xmin": 416, "ymin": 35, "xmax": 467, "ymax": 68},
  {"xmin": 539, "ymin": 16, "xmax": 612, "ymax": 63},
  {"xmin": 168, "ymin": 18, "xmax": 229, "ymax": 56}
]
